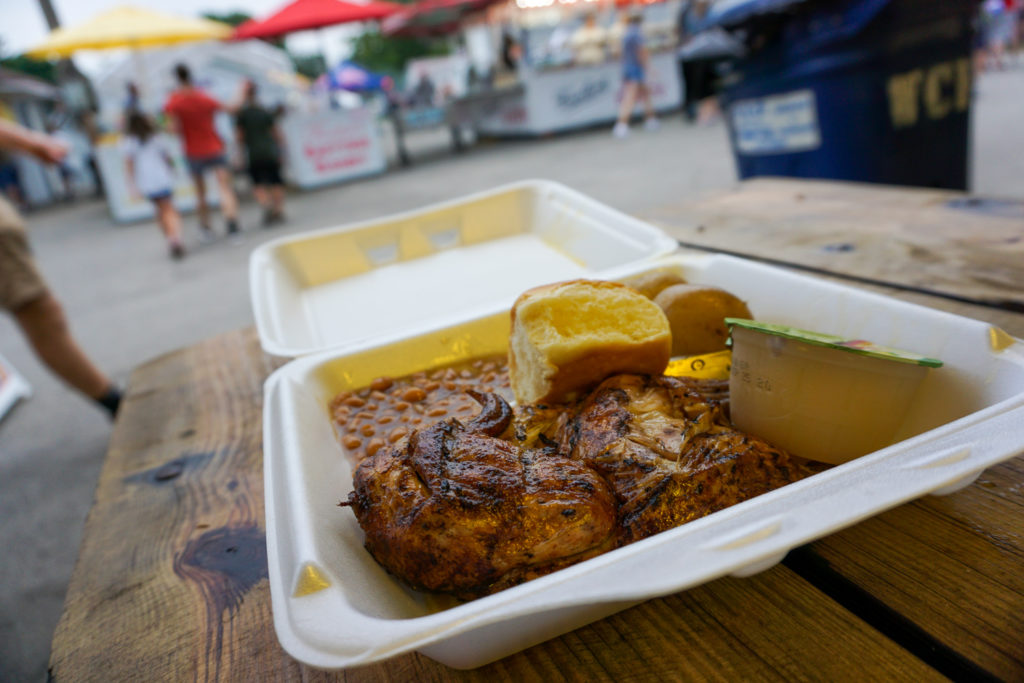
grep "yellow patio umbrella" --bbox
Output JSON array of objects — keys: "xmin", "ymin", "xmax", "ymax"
[{"xmin": 25, "ymin": 6, "xmax": 233, "ymax": 59}]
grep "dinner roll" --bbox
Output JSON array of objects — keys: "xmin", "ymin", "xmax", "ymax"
[
  {"xmin": 509, "ymin": 279, "xmax": 672, "ymax": 405},
  {"xmin": 653, "ymin": 284, "xmax": 753, "ymax": 356},
  {"xmin": 621, "ymin": 270, "xmax": 687, "ymax": 300}
]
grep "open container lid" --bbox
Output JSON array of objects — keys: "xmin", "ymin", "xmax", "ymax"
[{"xmin": 249, "ymin": 180, "xmax": 679, "ymax": 358}]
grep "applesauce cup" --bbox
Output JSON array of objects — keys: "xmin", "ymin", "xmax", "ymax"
[{"xmin": 726, "ymin": 319, "xmax": 942, "ymax": 465}]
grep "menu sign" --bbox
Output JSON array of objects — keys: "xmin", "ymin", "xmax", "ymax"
[
  {"xmin": 281, "ymin": 108, "xmax": 387, "ymax": 189},
  {"xmin": 488, "ymin": 52, "xmax": 680, "ymax": 136}
]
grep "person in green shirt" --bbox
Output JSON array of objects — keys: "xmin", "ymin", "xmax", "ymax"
[{"xmin": 235, "ymin": 81, "xmax": 286, "ymax": 226}]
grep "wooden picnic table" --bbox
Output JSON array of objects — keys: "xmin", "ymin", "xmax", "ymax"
[{"xmin": 49, "ymin": 179, "xmax": 1024, "ymax": 681}]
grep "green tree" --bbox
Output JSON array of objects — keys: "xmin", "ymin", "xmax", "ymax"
[
  {"xmin": 0, "ymin": 38, "xmax": 57, "ymax": 83},
  {"xmin": 0, "ymin": 55, "xmax": 57, "ymax": 83},
  {"xmin": 290, "ymin": 53, "xmax": 328, "ymax": 80},
  {"xmin": 201, "ymin": 11, "xmax": 252, "ymax": 27},
  {"xmin": 349, "ymin": 30, "xmax": 450, "ymax": 78},
  {"xmin": 202, "ymin": 10, "xmax": 288, "ymax": 49}
]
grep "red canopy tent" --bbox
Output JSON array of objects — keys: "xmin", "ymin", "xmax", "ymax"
[
  {"xmin": 232, "ymin": 0, "xmax": 404, "ymax": 40},
  {"xmin": 381, "ymin": 0, "xmax": 504, "ymax": 38}
]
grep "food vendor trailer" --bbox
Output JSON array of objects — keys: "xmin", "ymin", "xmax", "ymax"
[{"xmin": 452, "ymin": 0, "xmax": 683, "ymax": 136}]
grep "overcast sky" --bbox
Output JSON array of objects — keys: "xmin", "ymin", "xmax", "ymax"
[{"xmin": 1, "ymin": 0, "xmax": 356, "ymax": 73}]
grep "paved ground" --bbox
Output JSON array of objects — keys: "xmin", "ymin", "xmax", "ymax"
[{"xmin": 1, "ymin": 66, "xmax": 1021, "ymax": 681}]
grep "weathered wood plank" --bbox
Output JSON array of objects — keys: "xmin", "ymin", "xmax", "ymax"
[
  {"xmin": 305, "ymin": 567, "xmax": 942, "ymax": 682},
  {"xmin": 807, "ymin": 456, "xmax": 1024, "ymax": 679},
  {"xmin": 48, "ymin": 330, "xmax": 294, "ymax": 682},
  {"xmin": 643, "ymin": 178, "xmax": 1024, "ymax": 308}
]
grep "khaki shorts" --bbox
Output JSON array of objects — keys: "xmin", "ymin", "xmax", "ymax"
[{"xmin": 0, "ymin": 196, "xmax": 48, "ymax": 311}]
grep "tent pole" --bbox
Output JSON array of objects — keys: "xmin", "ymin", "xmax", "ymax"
[
  {"xmin": 131, "ymin": 48, "xmax": 147, "ymax": 104},
  {"xmin": 318, "ymin": 26, "xmax": 330, "ymax": 72}
]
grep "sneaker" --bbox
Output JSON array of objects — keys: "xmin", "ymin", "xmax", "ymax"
[
  {"xmin": 261, "ymin": 208, "xmax": 274, "ymax": 227},
  {"xmin": 95, "ymin": 385, "xmax": 122, "ymax": 419},
  {"xmin": 198, "ymin": 226, "xmax": 216, "ymax": 244},
  {"xmin": 612, "ymin": 122, "xmax": 629, "ymax": 138},
  {"xmin": 226, "ymin": 220, "xmax": 245, "ymax": 245},
  {"xmin": 644, "ymin": 117, "xmax": 660, "ymax": 131},
  {"xmin": 169, "ymin": 242, "xmax": 186, "ymax": 260}
]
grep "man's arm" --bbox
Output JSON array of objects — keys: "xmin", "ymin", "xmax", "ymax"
[
  {"xmin": 163, "ymin": 114, "xmax": 179, "ymax": 136},
  {"xmin": 0, "ymin": 119, "xmax": 67, "ymax": 164},
  {"xmin": 272, "ymin": 122, "xmax": 286, "ymax": 160},
  {"xmin": 234, "ymin": 114, "xmax": 246, "ymax": 149},
  {"xmin": 219, "ymin": 84, "xmax": 247, "ymax": 116},
  {"xmin": 161, "ymin": 100, "xmax": 179, "ymax": 136}
]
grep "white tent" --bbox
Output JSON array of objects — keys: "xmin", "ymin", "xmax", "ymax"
[{"xmin": 89, "ymin": 39, "xmax": 303, "ymax": 131}]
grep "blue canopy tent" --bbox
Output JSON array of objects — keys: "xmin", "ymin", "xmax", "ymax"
[{"xmin": 317, "ymin": 60, "xmax": 393, "ymax": 93}]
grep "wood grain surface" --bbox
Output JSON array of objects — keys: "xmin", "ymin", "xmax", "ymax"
[
  {"xmin": 642, "ymin": 178, "xmax": 1024, "ymax": 309},
  {"xmin": 49, "ymin": 179, "xmax": 1024, "ymax": 681},
  {"xmin": 48, "ymin": 332, "xmax": 292, "ymax": 681},
  {"xmin": 807, "ymin": 465, "xmax": 1024, "ymax": 680}
]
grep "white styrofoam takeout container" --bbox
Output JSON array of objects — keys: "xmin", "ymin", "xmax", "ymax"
[
  {"xmin": 254, "ymin": 183, "xmax": 1024, "ymax": 671},
  {"xmin": 249, "ymin": 180, "xmax": 678, "ymax": 358}
]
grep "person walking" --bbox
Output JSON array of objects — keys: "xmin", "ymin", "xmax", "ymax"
[
  {"xmin": 234, "ymin": 81, "xmax": 286, "ymax": 227},
  {"xmin": 79, "ymin": 109, "xmax": 106, "ymax": 199},
  {"xmin": 676, "ymin": 0, "xmax": 722, "ymax": 126},
  {"xmin": 571, "ymin": 12, "xmax": 607, "ymax": 66},
  {"xmin": 44, "ymin": 122, "xmax": 76, "ymax": 202},
  {"xmin": 981, "ymin": 0, "xmax": 1022, "ymax": 69},
  {"xmin": 162, "ymin": 63, "xmax": 240, "ymax": 240},
  {"xmin": 613, "ymin": 11, "xmax": 659, "ymax": 138},
  {"xmin": 0, "ymin": 119, "xmax": 121, "ymax": 418},
  {"xmin": 123, "ymin": 111, "xmax": 185, "ymax": 259}
]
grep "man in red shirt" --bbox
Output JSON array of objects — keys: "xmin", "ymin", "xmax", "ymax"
[{"xmin": 163, "ymin": 63, "xmax": 240, "ymax": 238}]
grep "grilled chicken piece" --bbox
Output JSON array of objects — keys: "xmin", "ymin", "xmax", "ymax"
[
  {"xmin": 513, "ymin": 376, "xmax": 731, "ymax": 451},
  {"xmin": 561, "ymin": 374, "xmax": 813, "ymax": 544},
  {"xmin": 345, "ymin": 392, "xmax": 617, "ymax": 599}
]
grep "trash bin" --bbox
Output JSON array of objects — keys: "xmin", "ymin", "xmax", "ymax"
[{"xmin": 704, "ymin": 0, "xmax": 979, "ymax": 190}]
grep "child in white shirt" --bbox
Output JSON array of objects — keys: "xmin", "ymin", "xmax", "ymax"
[{"xmin": 123, "ymin": 112, "xmax": 185, "ymax": 259}]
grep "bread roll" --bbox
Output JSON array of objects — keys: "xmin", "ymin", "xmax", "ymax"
[
  {"xmin": 653, "ymin": 284, "xmax": 753, "ymax": 356},
  {"xmin": 621, "ymin": 270, "xmax": 687, "ymax": 299},
  {"xmin": 509, "ymin": 280, "xmax": 672, "ymax": 405}
]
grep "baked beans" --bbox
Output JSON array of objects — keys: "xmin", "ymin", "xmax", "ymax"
[{"xmin": 329, "ymin": 354, "xmax": 512, "ymax": 464}]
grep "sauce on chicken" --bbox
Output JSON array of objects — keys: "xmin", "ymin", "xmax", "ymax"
[{"xmin": 334, "ymin": 357, "xmax": 820, "ymax": 599}]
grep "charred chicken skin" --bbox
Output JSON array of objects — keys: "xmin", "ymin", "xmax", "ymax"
[
  {"xmin": 345, "ymin": 378, "xmax": 814, "ymax": 598},
  {"xmin": 345, "ymin": 392, "xmax": 618, "ymax": 599},
  {"xmin": 559, "ymin": 374, "xmax": 814, "ymax": 544}
]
